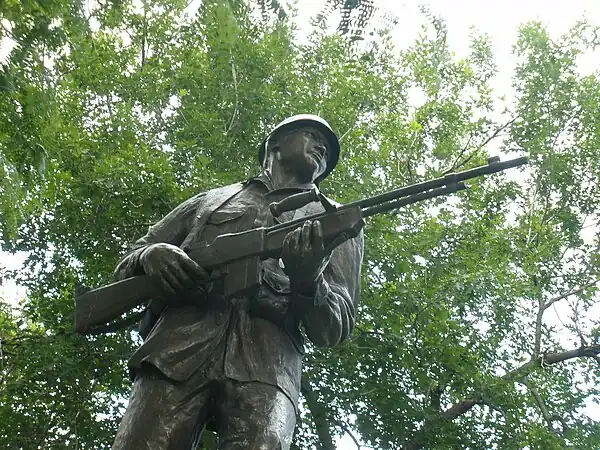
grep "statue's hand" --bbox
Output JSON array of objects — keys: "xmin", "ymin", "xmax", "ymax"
[
  {"xmin": 282, "ymin": 220, "xmax": 330, "ymax": 295},
  {"xmin": 139, "ymin": 243, "xmax": 209, "ymax": 298}
]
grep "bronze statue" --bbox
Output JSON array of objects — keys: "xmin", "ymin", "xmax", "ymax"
[
  {"xmin": 110, "ymin": 115, "xmax": 364, "ymax": 449},
  {"xmin": 73, "ymin": 114, "xmax": 527, "ymax": 448}
]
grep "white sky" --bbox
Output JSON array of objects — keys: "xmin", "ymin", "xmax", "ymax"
[
  {"xmin": 297, "ymin": 0, "xmax": 600, "ymax": 94},
  {"xmin": 1, "ymin": 1, "xmax": 600, "ymax": 448}
]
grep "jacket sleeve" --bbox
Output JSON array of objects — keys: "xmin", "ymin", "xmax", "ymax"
[
  {"xmin": 293, "ymin": 229, "xmax": 364, "ymax": 348},
  {"xmin": 113, "ymin": 193, "xmax": 206, "ymax": 281}
]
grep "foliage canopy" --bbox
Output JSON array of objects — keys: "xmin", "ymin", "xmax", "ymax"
[{"xmin": 1, "ymin": 0, "xmax": 599, "ymax": 448}]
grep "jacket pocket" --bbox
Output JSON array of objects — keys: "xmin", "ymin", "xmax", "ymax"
[
  {"xmin": 251, "ymin": 260, "xmax": 305, "ymax": 354},
  {"xmin": 261, "ymin": 262, "xmax": 291, "ymax": 294},
  {"xmin": 205, "ymin": 209, "xmax": 245, "ymax": 224},
  {"xmin": 250, "ymin": 261, "xmax": 291, "ymax": 323}
]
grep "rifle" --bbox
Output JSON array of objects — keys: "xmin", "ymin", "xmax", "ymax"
[{"xmin": 75, "ymin": 156, "xmax": 527, "ymax": 334}]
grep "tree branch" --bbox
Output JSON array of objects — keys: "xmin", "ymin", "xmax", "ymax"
[
  {"xmin": 570, "ymin": 298, "xmax": 588, "ymax": 347},
  {"xmin": 337, "ymin": 420, "xmax": 361, "ymax": 449},
  {"xmin": 542, "ymin": 279, "xmax": 599, "ymax": 311},
  {"xmin": 439, "ymin": 395, "xmax": 484, "ymax": 421},
  {"xmin": 506, "ymin": 344, "xmax": 600, "ymax": 380},
  {"xmin": 534, "ymin": 278, "xmax": 544, "ymax": 358},
  {"xmin": 429, "ymin": 384, "xmax": 442, "ymax": 411},
  {"xmin": 544, "ymin": 344, "xmax": 600, "ymax": 364},
  {"xmin": 403, "ymin": 344, "xmax": 600, "ymax": 449},
  {"xmin": 521, "ymin": 380, "xmax": 552, "ymax": 430},
  {"xmin": 534, "ymin": 278, "xmax": 599, "ymax": 358},
  {"xmin": 301, "ymin": 375, "xmax": 335, "ymax": 450},
  {"xmin": 225, "ymin": 52, "xmax": 240, "ymax": 136},
  {"xmin": 338, "ymin": 122, "xmax": 356, "ymax": 142},
  {"xmin": 442, "ymin": 117, "xmax": 517, "ymax": 175},
  {"xmin": 403, "ymin": 395, "xmax": 484, "ymax": 450},
  {"xmin": 141, "ymin": 0, "xmax": 148, "ymax": 69},
  {"xmin": 442, "ymin": 133, "xmax": 473, "ymax": 175}
]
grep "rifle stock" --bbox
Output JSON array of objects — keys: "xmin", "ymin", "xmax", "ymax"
[{"xmin": 75, "ymin": 276, "xmax": 158, "ymax": 334}]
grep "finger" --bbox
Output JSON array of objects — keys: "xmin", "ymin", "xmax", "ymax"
[
  {"xmin": 155, "ymin": 274, "xmax": 177, "ymax": 298},
  {"xmin": 283, "ymin": 228, "xmax": 301, "ymax": 269},
  {"xmin": 282, "ymin": 230, "xmax": 293, "ymax": 262},
  {"xmin": 170, "ymin": 261, "xmax": 196, "ymax": 289},
  {"xmin": 290, "ymin": 227, "xmax": 302, "ymax": 255},
  {"xmin": 312, "ymin": 220, "xmax": 324, "ymax": 256},
  {"xmin": 301, "ymin": 221, "xmax": 312, "ymax": 257},
  {"xmin": 180, "ymin": 255, "xmax": 209, "ymax": 281},
  {"xmin": 162, "ymin": 267, "xmax": 185, "ymax": 293}
]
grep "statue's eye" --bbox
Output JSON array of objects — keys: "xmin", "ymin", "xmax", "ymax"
[{"xmin": 309, "ymin": 130, "xmax": 324, "ymax": 143}]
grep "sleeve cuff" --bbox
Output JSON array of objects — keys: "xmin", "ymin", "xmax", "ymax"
[
  {"xmin": 113, "ymin": 247, "xmax": 147, "ymax": 280},
  {"xmin": 292, "ymin": 275, "xmax": 331, "ymax": 308}
]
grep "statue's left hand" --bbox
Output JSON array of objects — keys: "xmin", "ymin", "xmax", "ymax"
[{"xmin": 282, "ymin": 220, "xmax": 330, "ymax": 295}]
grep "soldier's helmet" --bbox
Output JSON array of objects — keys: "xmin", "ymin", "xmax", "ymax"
[{"xmin": 259, "ymin": 114, "xmax": 340, "ymax": 184}]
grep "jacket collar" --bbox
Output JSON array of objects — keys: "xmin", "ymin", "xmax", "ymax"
[{"xmin": 248, "ymin": 171, "xmax": 315, "ymax": 194}]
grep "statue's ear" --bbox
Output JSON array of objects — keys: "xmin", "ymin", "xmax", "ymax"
[
  {"xmin": 265, "ymin": 134, "xmax": 283, "ymax": 164},
  {"xmin": 268, "ymin": 132, "xmax": 282, "ymax": 152}
]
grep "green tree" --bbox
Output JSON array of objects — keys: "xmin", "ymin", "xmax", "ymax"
[{"xmin": 1, "ymin": 1, "xmax": 599, "ymax": 448}]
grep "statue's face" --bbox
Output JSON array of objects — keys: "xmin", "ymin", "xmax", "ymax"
[{"xmin": 275, "ymin": 126, "xmax": 328, "ymax": 182}]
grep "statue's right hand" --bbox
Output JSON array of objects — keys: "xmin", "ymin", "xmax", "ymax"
[{"xmin": 139, "ymin": 243, "xmax": 209, "ymax": 298}]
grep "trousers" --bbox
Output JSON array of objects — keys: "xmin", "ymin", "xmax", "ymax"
[{"xmin": 112, "ymin": 365, "xmax": 296, "ymax": 450}]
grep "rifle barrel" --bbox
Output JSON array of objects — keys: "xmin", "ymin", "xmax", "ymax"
[
  {"xmin": 344, "ymin": 156, "xmax": 528, "ymax": 211},
  {"xmin": 362, "ymin": 182, "xmax": 468, "ymax": 218}
]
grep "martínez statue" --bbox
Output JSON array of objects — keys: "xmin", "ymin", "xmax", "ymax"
[{"xmin": 111, "ymin": 115, "xmax": 364, "ymax": 449}]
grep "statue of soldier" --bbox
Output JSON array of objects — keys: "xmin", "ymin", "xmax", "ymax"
[{"xmin": 111, "ymin": 115, "xmax": 364, "ymax": 449}]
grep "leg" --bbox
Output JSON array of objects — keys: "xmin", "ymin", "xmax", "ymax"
[
  {"xmin": 216, "ymin": 380, "xmax": 296, "ymax": 450},
  {"xmin": 112, "ymin": 366, "xmax": 212, "ymax": 450}
]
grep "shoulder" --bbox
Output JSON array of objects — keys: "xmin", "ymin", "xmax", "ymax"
[
  {"xmin": 183, "ymin": 182, "xmax": 244, "ymax": 205},
  {"xmin": 169, "ymin": 182, "xmax": 243, "ymax": 216},
  {"xmin": 201, "ymin": 182, "xmax": 244, "ymax": 198}
]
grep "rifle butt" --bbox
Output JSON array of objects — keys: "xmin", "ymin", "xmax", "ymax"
[{"xmin": 74, "ymin": 276, "xmax": 157, "ymax": 334}]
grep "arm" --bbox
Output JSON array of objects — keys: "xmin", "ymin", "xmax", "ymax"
[
  {"xmin": 114, "ymin": 192, "xmax": 206, "ymax": 281},
  {"xmin": 289, "ymin": 227, "xmax": 364, "ymax": 348}
]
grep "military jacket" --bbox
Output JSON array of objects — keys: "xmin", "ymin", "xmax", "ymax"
[{"xmin": 114, "ymin": 174, "xmax": 364, "ymax": 407}]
